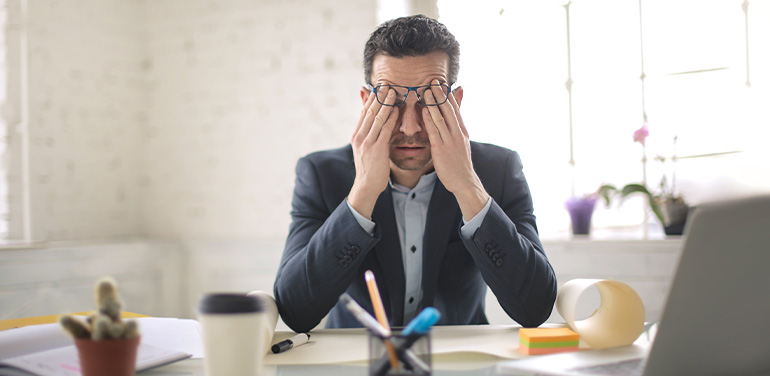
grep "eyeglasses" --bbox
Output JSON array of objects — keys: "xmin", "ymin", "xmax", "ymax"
[{"xmin": 369, "ymin": 83, "xmax": 454, "ymax": 107}]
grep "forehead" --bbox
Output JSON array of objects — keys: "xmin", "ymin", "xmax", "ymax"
[{"xmin": 371, "ymin": 51, "xmax": 449, "ymax": 85}]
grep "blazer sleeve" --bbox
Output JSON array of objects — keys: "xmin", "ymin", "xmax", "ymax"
[
  {"xmin": 273, "ymin": 156, "xmax": 379, "ymax": 333},
  {"xmin": 461, "ymin": 150, "xmax": 557, "ymax": 327}
]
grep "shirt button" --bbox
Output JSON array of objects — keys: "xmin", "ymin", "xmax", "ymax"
[
  {"xmin": 409, "ymin": 297, "xmax": 414, "ymax": 304},
  {"xmin": 410, "ymin": 245, "xmax": 417, "ymax": 253},
  {"xmin": 411, "ymin": 193, "xmax": 416, "ymax": 199}
]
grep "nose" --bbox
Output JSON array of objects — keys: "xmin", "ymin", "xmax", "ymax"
[{"xmin": 397, "ymin": 96, "xmax": 424, "ymax": 137}]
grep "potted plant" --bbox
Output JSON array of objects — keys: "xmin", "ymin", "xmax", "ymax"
[
  {"xmin": 565, "ymin": 195, "xmax": 598, "ymax": 235},
  {"xmin": 59, "ymin": 277, "xmax": 141, "ymax": 376},
  {"xmin": 596, "ymin": 124, "xmax": 690, "ymax": 235},
  {"xmin": 596, "ymin": 182, "xmax": 688, "ymax": 235}
]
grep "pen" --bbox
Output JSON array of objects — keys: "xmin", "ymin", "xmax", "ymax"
[
  {"xmin": 365, "ymin": 270, "xmax": 400, "ymax": 370},
  {"xmin": 339, "ymin": 293, "xmax": 391, "ymax": 337},
  {"xmin": 402, "ymin": 307, "xmax": 441, "ymax": 336},
  {"xmin": 271, "ymin": 333, "xmax": 310, "ymax": 354}
]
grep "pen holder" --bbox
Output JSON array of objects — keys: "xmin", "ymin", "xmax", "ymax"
[{"xmin": 368, "ymin": 330, "xmax": 432, "ymax": 376}]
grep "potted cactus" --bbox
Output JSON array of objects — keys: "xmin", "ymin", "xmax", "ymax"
[{"xmin": 59, "ymin": 277, "xmax": 140, "ymax": 376}]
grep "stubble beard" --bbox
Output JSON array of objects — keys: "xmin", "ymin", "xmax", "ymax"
[{"xmin": 389, "ymin": 134, "xmax": 432, "ymax": 171}]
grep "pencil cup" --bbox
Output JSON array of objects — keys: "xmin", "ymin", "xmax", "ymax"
[
  {"xmin": 198, "ymin": 293, "xmax": 268, "ymax": 376},
  {"xmin": 368, "ymin": 331, "xmax": 432, "ymax": 376}
]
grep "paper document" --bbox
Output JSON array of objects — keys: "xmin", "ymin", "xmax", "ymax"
[{"xmin": 132, "ymin": 317, "xmax": 204, "ymax": 358}]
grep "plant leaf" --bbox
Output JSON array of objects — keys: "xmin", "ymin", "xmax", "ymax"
[
  {"xmin": 618, "ymin": 184, "xmax": 665, "ymax": 224},
  {"xmin": 597, "ymin": 184, "xmax": 618, "ymax": 207}
]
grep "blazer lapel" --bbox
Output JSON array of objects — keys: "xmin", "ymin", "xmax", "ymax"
[
  {"xmin": 371, "ymin": 185, "xmax": 406, "ymax": 326},
  {"xmin": 421, "ymin": 179, "xmax": 461, "ymax": 309}
]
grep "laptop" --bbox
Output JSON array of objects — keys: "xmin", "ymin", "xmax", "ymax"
[{"xmin": 498, "ymin": 195, "xmax": 770, "ymax": 376}]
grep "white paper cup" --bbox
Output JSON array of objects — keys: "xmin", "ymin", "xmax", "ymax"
[{"xmin": 198, "ymin": 293, "xmax": 267, "ymax": 376}]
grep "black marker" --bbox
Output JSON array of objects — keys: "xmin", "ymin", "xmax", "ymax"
[{"xmin": 271, "ymin": 333, "xmax": 310, "ymax": 353}]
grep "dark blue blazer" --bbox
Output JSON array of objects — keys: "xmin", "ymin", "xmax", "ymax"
[{"xmin": 274, "ymin": 142, "xmax": 557, "ymax": 333}]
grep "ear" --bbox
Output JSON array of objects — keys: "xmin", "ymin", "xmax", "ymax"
[
  {"xmin": 453, "ymin": 86, "xmax": 464, "ymax": 107},
  {"xmin": 360, "ymin": 86, "xmax": 370, "ymax": 105}
]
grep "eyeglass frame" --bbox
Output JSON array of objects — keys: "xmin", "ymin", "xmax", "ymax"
[{"xmin": 368, "ymin": 82, "xmax": 455, "ymax": 107}]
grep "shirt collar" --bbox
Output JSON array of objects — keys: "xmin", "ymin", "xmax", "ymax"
[{"xmin": 389, "ymin": 171, "xmax": 438, "ymax": 194}]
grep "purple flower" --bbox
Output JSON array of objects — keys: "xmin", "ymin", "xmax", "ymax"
[{"xmin": 633, "ymin": 123, "xmax": 649, "ymax": 145}]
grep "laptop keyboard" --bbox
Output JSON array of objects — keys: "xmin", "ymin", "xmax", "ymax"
[{"xmin": 568, "ymin": 358, "xmax": 645, "ymax": 376}]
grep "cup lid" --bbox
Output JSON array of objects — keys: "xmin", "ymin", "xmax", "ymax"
[{"xmin": 198, "ymin": 293, "xmax": 265, "ymax": 314}]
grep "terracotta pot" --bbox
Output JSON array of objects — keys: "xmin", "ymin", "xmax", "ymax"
[{"xmin": 74, "ymin": 336, "xmax": 140, "ymax": 376}]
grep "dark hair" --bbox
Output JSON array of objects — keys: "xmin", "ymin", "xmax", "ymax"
[{"xmin": 363, "ymin": 15, "xmax": 460, "ymax": 85}]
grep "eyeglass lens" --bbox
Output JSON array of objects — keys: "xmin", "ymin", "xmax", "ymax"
[{"xmin": 374, "ymin": 84, "xmax": 450, "ymax": 106}]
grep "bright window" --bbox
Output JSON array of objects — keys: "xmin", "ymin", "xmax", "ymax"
[{"xmin": 438, "ymin": 0, "xmax": 770, "ymax": 239}]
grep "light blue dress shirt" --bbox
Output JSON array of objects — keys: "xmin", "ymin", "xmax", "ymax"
[{"xmin": 345, "ymin": 173, "xmax": 493, "ymax": 323}]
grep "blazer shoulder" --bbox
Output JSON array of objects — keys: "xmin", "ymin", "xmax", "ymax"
[
  {"xmin": 470, "ymin": 141, "xmax": 521, "ymax": 167},
  {"xmin": 300, "ymin": 144, "xmax": 354, "ymax": 170}
]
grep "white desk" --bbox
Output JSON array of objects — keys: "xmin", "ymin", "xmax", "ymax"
[
  {"xmin": 144, "ymin": 356, "xmax": 504, "ymax": 375},
  {"xmin": 143, "ymin": 325, "xmax": 654, "ymax": 376}
]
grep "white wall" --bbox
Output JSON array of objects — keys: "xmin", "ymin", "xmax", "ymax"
[
  {"xmin": 0, "ymin": 238, "xmax": 682, "ymax": 329},
  {"xmin": 6, "ymin": 0, "xmax": 147, "ymax": 240},
  {"xmin": 4, "ymin": 0, "xmax": 377, "ymax": 242},
  {"xmin": 0, "ymin": 0, "xmax": 379, "ymax": 322},
  {"xmin": 0, "ymin": 240, "xmax": 184, "ymax": 319},
  {"xmin": 141, "ymin": 0, "xmax": 376, "ymax": 239}
]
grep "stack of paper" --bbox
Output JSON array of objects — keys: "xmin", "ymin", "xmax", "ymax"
[{"xmin": 518, "ymin": 328, "xmax": 579, "ymax": 355}]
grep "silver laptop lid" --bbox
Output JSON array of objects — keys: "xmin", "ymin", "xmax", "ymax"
[{"xmin": 644, "ymin": 195, "xmax": 770, "ymax": 376}]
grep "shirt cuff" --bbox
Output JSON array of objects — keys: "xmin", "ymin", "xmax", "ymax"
[
  {"xmin": 346, "ymin": 199, "xmax": 376, "ymax": 236},
  {"xmin": 460, "ymin": 197, "xmax": 493, "ymax": 239}
]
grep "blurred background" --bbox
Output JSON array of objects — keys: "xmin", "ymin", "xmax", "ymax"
[{"xmin": 0, "ymin": 0, "xmax": 767, "ymax": 328}]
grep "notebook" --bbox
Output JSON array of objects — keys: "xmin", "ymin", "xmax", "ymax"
[
  {"xmin": 0, "ymin": 318, "xmax": 200, "ymax": 376},
  {"xmin": 498, "ymin": 194, "xmax": 770, "ymax": 376}
]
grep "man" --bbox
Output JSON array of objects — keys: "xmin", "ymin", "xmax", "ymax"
[{"xmin": 274, "ymin": 15, "xmax": 556, "ymax": 333}]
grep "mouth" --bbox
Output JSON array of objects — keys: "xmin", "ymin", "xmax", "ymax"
[{"xmin": 394, "ymin": 145, "xmax": 427, "ymax": 157}]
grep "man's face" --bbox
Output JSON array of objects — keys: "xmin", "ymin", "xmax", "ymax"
[{"xmin": 365, "ymin": 51, "xmax": 452, "ymax": 174}]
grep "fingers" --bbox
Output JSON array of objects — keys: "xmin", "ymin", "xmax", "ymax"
[
  {"xmin": 379, "ymin": 106, "xmax": 399, "ymax": 143},
  {"xmin": 355, "ymin": 89, "xmax": 384, "ymax": 144},
  {"xmin": 447, "ymin": 87, "xmax": 469, "ymax": 138},
  {"xmin": 425, "ymin": 81, "xmax": 467, "ymax": 139},
  {"xmin": 366, "ymin": 90, "xmax": 398, "ymax": 144},
  {"xmin": 423, "ymin": 90, "xmax": 449, "ymax": 140},
  {"xmin": 422, "ymin": 106, "xmax": 442, "ymax": 144},
  {"xmin": 352, "ymin": 89, "xmax": 377, "ymax": 138},
  {"xmin": 355, "ymin": 89, "xmax": 396, "ymax": 146}
]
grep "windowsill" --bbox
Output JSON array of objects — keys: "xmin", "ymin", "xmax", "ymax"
[
  {"xmin": 540, "ymin": 223, "xmax": 683, "ymax": 242},
  {"xmin": 0, "ymin": 240, "xmax": 46, "ymax": 251},
  {"xmin": 0, "ymin": 236, "xmax": 172, "ymax": 251}
]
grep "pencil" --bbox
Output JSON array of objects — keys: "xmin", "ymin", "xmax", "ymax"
[{"xmin": 364, "ymin": 270, "xmax": 399, "ymax": 371}]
